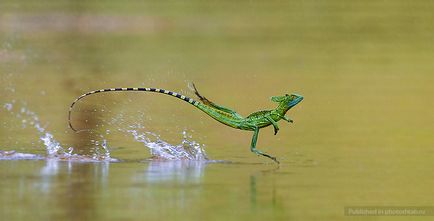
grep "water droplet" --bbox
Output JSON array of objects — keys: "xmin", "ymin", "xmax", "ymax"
[{"xmin": 3, "ymin": 103, "xmax": 13, "ymax": 111}]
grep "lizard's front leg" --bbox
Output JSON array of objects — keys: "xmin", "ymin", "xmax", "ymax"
[
  {"xmin": 265, "ymin": 115, "xmax": 280, "ymax": 135},
  {"xmin": 283, "ymin": 115, "xmax": 293, "ymax": 123}
]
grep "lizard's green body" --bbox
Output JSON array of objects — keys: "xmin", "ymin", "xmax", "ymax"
[{"xmin": 68, "ymin": 85, "xmax": 303, "ymax": 163}]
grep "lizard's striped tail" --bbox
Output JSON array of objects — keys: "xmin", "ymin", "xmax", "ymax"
[{"xmin": 68, "ymin": 87, "xmax": 199, "ymax": 132}]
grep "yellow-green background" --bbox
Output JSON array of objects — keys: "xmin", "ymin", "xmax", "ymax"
[{"xmin": 1, "ymin": 1, "xmax": 433, "ymax": 220}]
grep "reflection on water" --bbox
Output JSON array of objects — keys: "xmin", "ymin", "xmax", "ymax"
[
  {"xmin": 0, "ymin": 160, "xmax": 111, "ymax": 220},
  {"xmin": 250, "ymin": 166, "xmax": 280, "ymax": 210},
  {"xmin": 127, "ymin": 160, "xmax": 208, "ymax": 219},
  {"xmin": 0, "ymin": 157, "xmax": 289, "ymax": 221},
  {"xmin": 140, "ymin": 160, "xmax": 206, "ymax": 183},
  {"xmin": 36, "ymin": 159, "xmax": 110, "ymax": 193}
]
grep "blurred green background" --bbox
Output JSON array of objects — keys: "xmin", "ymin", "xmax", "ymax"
[{"xmin": 1, "ymin": 1, "xmax": 434, "ymax": 221}]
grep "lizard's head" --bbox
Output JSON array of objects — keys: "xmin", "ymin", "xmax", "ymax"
[{"xmin": 271, "ymin": 93, "xmax": 303, "ymax": 108}]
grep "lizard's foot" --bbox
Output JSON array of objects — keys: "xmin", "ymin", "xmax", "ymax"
[
  {"xmin": 274, "ymin": 129, "xmax": 279, "ymax": 135},
  {"xmin": 262, "ymin": 152, "xmax": 280, "ymax": 164},
  {"xmin": 283, "ymin": 115, "xmax": 293, "ymax": 123},
  {"xmin": 271, "ymin": 157, "xmax": 280, "ymax": 164},
  {"xmin": 251, "ymin": 149, "xmax": 280, "ymax": 164}
]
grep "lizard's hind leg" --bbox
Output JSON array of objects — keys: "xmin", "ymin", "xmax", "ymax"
[
  {"xmin": 191, "ymin": 83, "xmax": 213, "ymax": 104},
  {"xmin": 191, "ymin": 83, "xmax": 243, "ymax": 118},
  {"xmin": 250, "ymin": 127, "xmax": 280, "ymax": 164}
]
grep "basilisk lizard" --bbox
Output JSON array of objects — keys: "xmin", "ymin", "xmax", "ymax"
[{"xmin": 68, "ymin": 84, "xmax": 303, "ymax": 163}]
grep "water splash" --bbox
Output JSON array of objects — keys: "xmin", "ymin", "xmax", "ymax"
[
  {"xmin": 2, "ymin": 101, "xmax": 116, "ymax": 162},
  {"xmin": 13, "ymin": 102, "xmax": 69, "ymax": 156},
  {"xmin": 90, "ymin": 138, "xmax": 112, "ymax": 161},
  {"xmin": 125, "ymin": 125, "xmax": 208, "ymax": 161},
  {"xmin": 2, "ymin": 100, "xmax": 207, "ymax": 162}
]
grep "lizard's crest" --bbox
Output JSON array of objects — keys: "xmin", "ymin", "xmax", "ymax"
[{"xmin": 271, "ymin": 95, "xmax": 286, "ymax": 102}]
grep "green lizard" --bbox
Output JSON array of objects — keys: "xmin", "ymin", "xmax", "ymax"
[{"xmin": 68, "ymin": 84, "xmax": 303, "ymax": 163}]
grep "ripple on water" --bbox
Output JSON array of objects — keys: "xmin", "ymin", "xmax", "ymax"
[
  {"xmin": 0, "ymin": 150, "xmax": 44, "ymax": 160},
  {"xmin": 0, "ymin": 150, "xmax": 119, "ymax": 162}
]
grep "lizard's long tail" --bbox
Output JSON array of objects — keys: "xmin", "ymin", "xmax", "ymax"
[{"xmin": 68, "ymin": 87, "xmax": 199, "ymax": 132}]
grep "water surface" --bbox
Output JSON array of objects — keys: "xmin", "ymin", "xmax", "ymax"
[{"xmin": 1, "ymin": 1, "xmax": 434, "ymax": 220}]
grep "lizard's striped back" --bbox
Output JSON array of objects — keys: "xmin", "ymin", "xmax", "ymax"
[{"xmin": 68, "ymin": 87, "xmax": 199, "ymax": 131}]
